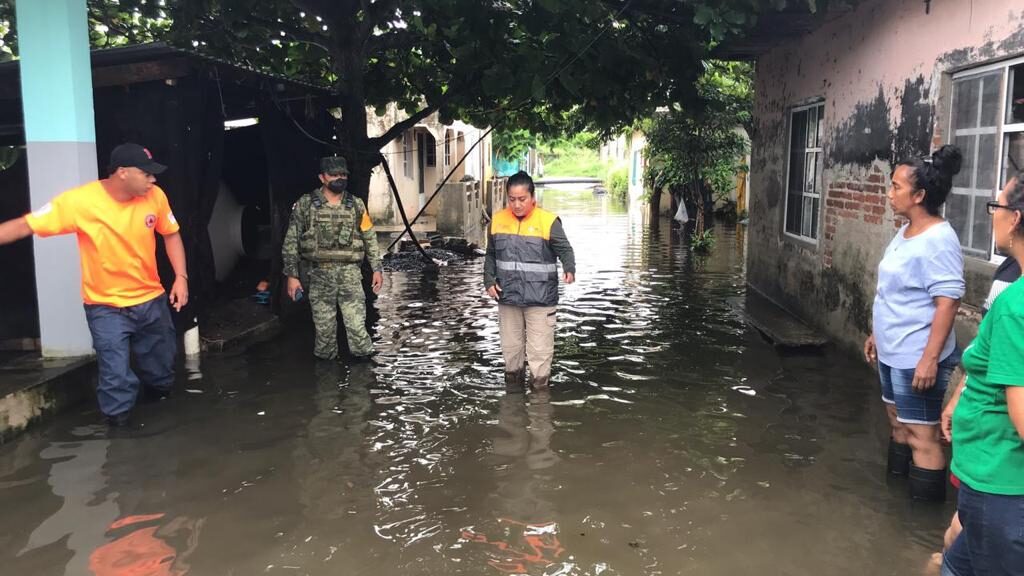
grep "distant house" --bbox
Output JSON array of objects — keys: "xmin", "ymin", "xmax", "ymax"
[
  {"xmin": 0, "ymin": 43, "xmax": 497, "ymax": 349},
  {"xmin": 600, "ymin": 130, "xmax": 649, "ymax": 203},
  {"xmin": 726, "ymin": 0, "xmax": 1024, "ymax": 351},
  {"xmin": 365, "ymin": 105, "xmax": 496, "ymax": 246}
]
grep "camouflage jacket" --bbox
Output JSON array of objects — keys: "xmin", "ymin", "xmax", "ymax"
[{"xmin": 282, "ymin": 188, "xmax": 382, "ymax": 277}]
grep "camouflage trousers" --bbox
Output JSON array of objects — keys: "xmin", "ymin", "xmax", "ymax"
[{"xmin": 308, "ymin": 262, "xmax": 373, "ymax": 359}]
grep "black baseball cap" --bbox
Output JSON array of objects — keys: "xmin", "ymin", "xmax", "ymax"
[{"xmin": 109, "ymin": 143, "xmax": 167, "ymax": 175}]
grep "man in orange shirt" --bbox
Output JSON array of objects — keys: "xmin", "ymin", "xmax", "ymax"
[{"xmin": 0, "ymin": 143, "xmax": 188, "ymax": 426}]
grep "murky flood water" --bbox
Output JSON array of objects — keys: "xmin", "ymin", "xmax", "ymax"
[{"xmin": 0, "ymin": 190, "xmax": 952, "ymax": 575}]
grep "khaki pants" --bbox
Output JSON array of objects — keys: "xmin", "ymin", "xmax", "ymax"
[{"xmin": 498, "ymin": 305, "xmax": 556, "ymax": 384}]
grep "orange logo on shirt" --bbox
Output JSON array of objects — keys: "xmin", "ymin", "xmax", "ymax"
[{"xmin": 145, "ymin": 214, "xmax": 157, "ymax": 228}]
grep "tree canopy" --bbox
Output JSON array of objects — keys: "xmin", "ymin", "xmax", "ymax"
[
  {"xmin": 0, "ymin": 0, "xmax": 845, "ymax": 198},
  {"xmin": 643, "ymin": 60, "xmax": 753, "ymax": 233}
]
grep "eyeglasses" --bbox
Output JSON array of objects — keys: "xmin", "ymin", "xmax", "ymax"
[{"xmin": 986, "ymin": 201, "xmax": 1021, "ymax": 215}]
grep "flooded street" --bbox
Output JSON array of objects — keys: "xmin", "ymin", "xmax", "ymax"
[{"xmin": 0, "ymin": 190, "xmax": 952, "ymax": 575}]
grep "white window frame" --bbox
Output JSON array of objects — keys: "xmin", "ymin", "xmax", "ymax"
[
  {"xmin": 403, "ymin": 132, "xmax": 413, "ymax": 179},
  {"xmin": 783, "ymin": 101, "xmax": 825, "ymax": 244},
  {"xmin": 444, "ymin": 129, "xmax": 453, "ymax": 166},
  {"xmin": 949, "ymin": 54, "xmax": 1024, "ymax": 262}
]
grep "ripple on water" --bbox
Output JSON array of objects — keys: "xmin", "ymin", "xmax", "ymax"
[{"xmin": 0, "ymin": 192, "xmax": 948, "ymax": 576}]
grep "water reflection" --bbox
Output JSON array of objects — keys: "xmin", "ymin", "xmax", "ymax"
[
  {"xmin": 0, "ymin": 190, "xmax": 952, "ymax": 575},
  {"xmin": 19, "ymin": 433, "xmax": 118, "ymax": 575},
  {"xmin": 464, "ymin": 391, "xmax": 564, "ymax": 574}
]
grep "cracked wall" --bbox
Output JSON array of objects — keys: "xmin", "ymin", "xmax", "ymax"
[{"xmin": 748, "ymin": 0, "xmax": 1024, "ymax": 354}]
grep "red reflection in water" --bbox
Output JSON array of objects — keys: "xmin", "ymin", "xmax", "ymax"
[
  {"xmin": 462, "ymin": 519, "xmax": 566, "ymax": 574},
  {"xmin": 89, "ymin": 514, "xmax": 184, "ymax": 576}
]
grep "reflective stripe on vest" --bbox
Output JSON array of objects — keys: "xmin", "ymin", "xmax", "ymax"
[{"xmin": 490, "ymin": 206, "xmax": 559, "ymax": 307}]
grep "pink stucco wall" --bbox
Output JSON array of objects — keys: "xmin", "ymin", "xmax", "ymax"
[
  {"xmin": 747, "ymin": 0, "xmax": 1024, "ymax": 353},
  {"xmin": 772, "ymin": 1, "xmax": 1023, "ymax": 135}
]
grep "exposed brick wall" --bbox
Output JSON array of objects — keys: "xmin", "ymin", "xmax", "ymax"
[{"xmin": 822, "ymin": 165, "xmax": 888, "ymax": 267}]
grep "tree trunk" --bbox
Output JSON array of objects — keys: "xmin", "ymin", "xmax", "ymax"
[{"xmin": 649, "ymin": 186, "xmax": 662, "ymax": 228}]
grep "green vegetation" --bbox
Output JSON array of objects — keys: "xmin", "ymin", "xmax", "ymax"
[
  {"xmin": 690, "ymin": 228, "xmax": 716, "ymax": 253},
  {"xmin": 0, "ymin": 0, "xmax": 834, "ymax": 202},
  {"xmin": 606, "ymin": 165, "xmax": 630, "ymax": 202},
  {"xmin": 644, "ymin": 60, "xmax": 752, "ymax": 236},
  {"xmin": 542, "ymin": 142, "xmax": 604, "ymax": 178},
  {"xmin": 538, "ymin": 132, "xmax": 600, "ymax": 175},
  {"xmin": 492, "ymin": 129, "xmax": 539, "ymax": 165}
]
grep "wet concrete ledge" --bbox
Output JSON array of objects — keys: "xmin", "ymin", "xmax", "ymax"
[
  {"xmin": 200, "ymin": 298, "xmax": 282, "ymax": 353},
  {"xmin": 0, "ymin": 354, "xmax": 96, "ymax": 444},
  {"xmin": 0, "ymin": 299, "xmax": 282, "ymax": 442},
  {"xmin": 743, "ymin": 287, "xmax": 828, "ymax": 348}
]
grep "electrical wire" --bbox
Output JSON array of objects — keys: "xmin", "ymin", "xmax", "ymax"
[{"xmin": 267, "ymin": 1, "xmax": 631, "ymax": 254}]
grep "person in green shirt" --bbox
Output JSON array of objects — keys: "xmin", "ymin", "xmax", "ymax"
[{"xmin": 942, "ymin": 176, "xmax": 1024, "ymax": 576}]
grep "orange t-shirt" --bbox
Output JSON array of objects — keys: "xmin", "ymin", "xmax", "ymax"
[{"xmin": 24, "ymin": 180, "xmax": 180, "ymax": 307}]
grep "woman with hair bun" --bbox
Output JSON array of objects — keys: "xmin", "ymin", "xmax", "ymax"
[
  {"xmin": 864, "ymin": 145, "xmax": 965, "ymax": 501},
  {"xmin": 941, "ymin": 176, "xmax": 1024, "ymax": 576}
]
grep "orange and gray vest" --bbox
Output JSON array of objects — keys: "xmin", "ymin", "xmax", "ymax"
[{"xmin": 490, "ymin": 206, "xmax": 560, "ymax": 307}]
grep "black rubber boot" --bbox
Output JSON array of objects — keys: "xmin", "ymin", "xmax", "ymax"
[
  {"xmin": 504, "ymin": 369, "xmax": 526, "ymax": 393},
  {"xmin": 909, "ymin": 465, "xmax": 947, "ymax": 502},
  {"xmin": 887, "ymin": 439, "xmax": 912, "ymax": 476}
]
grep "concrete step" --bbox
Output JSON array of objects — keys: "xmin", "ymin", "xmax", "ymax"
[
  {"xmin": 742, "ymin": 288, "xmax": 828, "ymax": 348},
  {"xmin": 0, "ymin": 298, "xmax": 283, "ymax": 442},
  {"xmin": 0, "ymin": 353, "xmax": 95, "ymax": 443},
  {"xmin": 201, "ymin": 298, "xmax": 282, "ymax": 353}
]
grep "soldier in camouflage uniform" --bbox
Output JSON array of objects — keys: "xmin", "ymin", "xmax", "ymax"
[{"xmin": 282, "ymin": 157, "xmax": 383, "ymax": 360}]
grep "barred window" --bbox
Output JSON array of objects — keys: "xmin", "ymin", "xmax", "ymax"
[
  {"xmin": 948, "ymin": 57, "xmax": 1024, "ymax": 260},
  {"xmin": 784, "ymin": 103, "xmax": 824, "ymax": 241}
]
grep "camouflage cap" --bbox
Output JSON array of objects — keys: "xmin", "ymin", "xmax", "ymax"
[{"xmin": 320, "ymin": 156, "xmax": 349, "ymax": 175}]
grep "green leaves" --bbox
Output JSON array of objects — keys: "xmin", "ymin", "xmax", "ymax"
[
  {"xmin": 531, "ymin": 76, "xmax": 546, "ymax": 101},
  {"xmin": 644, "ymin": 60, "xmax": 752, "ymax": 201},
  {"xmin": 0, "ymin": 0, "xmax": 819, "ymax": 193},
  {"xmin": 693, "ymin": 6, "xmax": 716, "ymax": 25}
]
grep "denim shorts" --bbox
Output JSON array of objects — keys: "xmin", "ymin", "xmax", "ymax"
[{"xmin": 877, "ymin": 353, "xmax": 958, "ymax": 425}]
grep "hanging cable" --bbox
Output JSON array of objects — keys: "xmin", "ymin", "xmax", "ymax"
[
  {"xmin": 378, "ymin": 155, "xmax": 435, "ymax": 266},
  {"xmin": 386, "ymin": 125, "xmax": 495, "ymax": 252}
]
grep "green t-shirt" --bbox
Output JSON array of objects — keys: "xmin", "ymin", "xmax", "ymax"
[{"xmin": 952, "ymin": 277, "xmax": 1024, "ymax": 495}]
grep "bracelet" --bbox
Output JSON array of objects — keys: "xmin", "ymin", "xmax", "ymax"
[{"xmin": 176, "ymin": 273, "xmax": 189, "ymax": 280}]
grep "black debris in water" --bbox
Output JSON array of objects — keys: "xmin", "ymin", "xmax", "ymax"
[{"xmin": 384, "ymin": 248, "xmax": 473, "ymax": 272}]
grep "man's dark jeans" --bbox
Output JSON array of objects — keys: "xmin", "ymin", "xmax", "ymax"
[{"xmin": 84, "ymin": 296, "xmax": 176, "ymax": 417}]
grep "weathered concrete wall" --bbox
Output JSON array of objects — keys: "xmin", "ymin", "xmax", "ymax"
[
  {"xmin": 627, "ymin": 131, "xmax": 647, "ymax": 202},
  {"xmin": 436, "ymin": 180, "xmax": 485, "ymax": 246},
  {"xmin": 749, "ymin": 0, "xmax": 1024, "ymax": 354},
  {"xmin": 365, "ymin": 106, "xmax": 491, "ymax": 229}
]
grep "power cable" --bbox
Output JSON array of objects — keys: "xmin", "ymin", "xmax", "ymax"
[{"xmin": 385, "ymin": 125, "xmax": 494, "ymax": 252}]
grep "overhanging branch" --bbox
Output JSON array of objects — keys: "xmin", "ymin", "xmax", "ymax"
[{"xmin": 370, "ymin": 104, "xmax": 440, "ymax": 147}]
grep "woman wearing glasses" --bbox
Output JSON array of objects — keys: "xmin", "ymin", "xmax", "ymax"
[
  {"xmin": 941, "ymin": 176, "xmax": 1024, "ymax": 576},
  {"xmin": 864, "ymin": 145, "xmax": 965, "ymax": 501}
]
